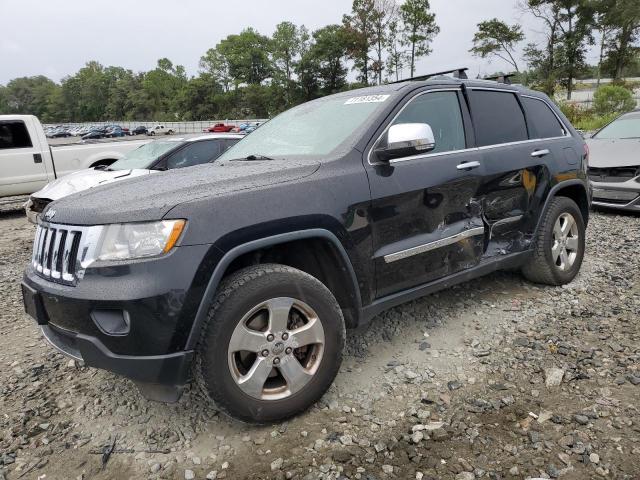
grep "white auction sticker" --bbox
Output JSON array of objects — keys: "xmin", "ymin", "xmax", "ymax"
[{"xmin": 344, "ymin": 94, "xmax": 390, "ymax": 105}]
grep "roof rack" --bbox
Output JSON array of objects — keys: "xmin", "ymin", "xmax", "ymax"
[
  {"xmin": 482, "ymin": 73, "xmax": 517, "ymax": 85},
  {"xmin": 391, "ymin": 67, "xmax": 468, "ymax": 84}
]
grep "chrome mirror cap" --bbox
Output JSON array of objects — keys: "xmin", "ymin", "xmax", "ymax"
[{"xmin": 376, "ymin": 123, "xmax": 436, "ymax": 161}]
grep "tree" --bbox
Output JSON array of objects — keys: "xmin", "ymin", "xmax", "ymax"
[
  {"xmin": 199, "ymin": 48, "xmax": 232, "ymax": 92},
  {"xmin": 343, "ymin": 0, "xmax": 378, "ymax": 86},
  {"xmin": 371, "ymin": 0, "xmax": 398, "ymax": 85},
  {"xmin": 470, "ymin": 19, "xmax": 525, "ymax": 72},
  {"xmin": 399, "ymin": 0, "xmax": 439, "ymax": 78},
  {"xmin": 593, "ymin": 84, "xmax": 637, "ymax": 114},
  {"xmin": 385, "ymin": 18, "xmax": 408, "ymax": 81},
  {"xmin": 217, "ymin": 28, "xmax": 273, "ymax": 86},
  {"xmin": 309, "ymin": 25, "xmax": 349, "ymax": 94},
  {"xmin": 271, "ymin": 21, "xmax": 305, "ymax": 106},
  {"xmin": 555, "ymin": 0, "xmax": 595, "ymax": 100},
  {"xmin": 600, "ymin": 0, "xmax": 640, "ymax": 80},
  {"xmin": 2, "ymin": 76, "xmax": 60, "ymax": 120},
  {"xmin": 142, "ymin": 58, "xmax": 187, "ymax": 120},
  {"xmin": 521, "ymin": 0, "xmax": 594, "ymax": 99}
]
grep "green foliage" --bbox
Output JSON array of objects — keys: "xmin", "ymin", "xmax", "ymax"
[
  {"xmin": 399, "ymin": 0, "xmax": 439, "ymax": 77},
  {"xmin": 592, "ymin": 84, "xmax": 637, "ymax": 115},
  {"xmin": 342, "ymin": 0, "xmax": 378, "ymax": 85},
  {"xmin": 470, "ymin": 19, "xmax": 524, "ymax": 72},
  {"xmin": 0, "ymin": 1, "xmax": 635, "ymax": 123},
  {"xmin": 558, "ymin": 84, "xmax": 635, "ymax": 131}
]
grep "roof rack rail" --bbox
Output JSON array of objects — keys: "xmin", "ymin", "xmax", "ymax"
[
  {"xmin": 482, "ymin": 73, "xmax": 517, "ymax": 85},
  {"xmin": 391, "ymin": 67, "xmax": 468, "ymax": 84}
]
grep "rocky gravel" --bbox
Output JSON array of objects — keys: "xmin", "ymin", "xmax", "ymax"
[{"xmin": 0, "ymin": 209, "xmax": 639, "ymax": 479}]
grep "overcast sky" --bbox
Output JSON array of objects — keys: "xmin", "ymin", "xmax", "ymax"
[{"xmin": 0, "ymin": 0, "xmax": 600, "ymax": 85}]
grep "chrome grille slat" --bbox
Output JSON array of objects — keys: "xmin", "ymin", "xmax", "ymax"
[
  {"xmin": 31, "ymin": 222, "xmax": 95, "ymax": 286},
  {"xmin": 42, "ymin": 228, "xmax": 56, "ymax": 276}
]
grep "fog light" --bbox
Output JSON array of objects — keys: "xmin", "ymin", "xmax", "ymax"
[{"xmin": 91, "ymin": 309, "xmax": 130, "ymax": 336}]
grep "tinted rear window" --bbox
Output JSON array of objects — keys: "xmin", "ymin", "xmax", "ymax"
[
  {"xmin": 469, "ymin": 91, "xmax": 528, "ymax": 146},
  {"xmin": 522, "ymin": 97, "xmax": 566, "ymax": 139},
  {"xmin": 0, "ymin": 121, "xmax": 33, "ymax": 149}
]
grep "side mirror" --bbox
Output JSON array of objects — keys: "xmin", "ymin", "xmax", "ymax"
[{"xmin": 375, "ymin": 123, "xmax": 436, "ymax": 161}]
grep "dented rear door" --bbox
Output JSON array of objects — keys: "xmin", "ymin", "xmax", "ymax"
[{"xmin": 366, "ymin": 88, "xmax": 487, "ymax": 298}]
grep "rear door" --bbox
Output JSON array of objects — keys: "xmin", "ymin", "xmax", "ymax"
[
  {"xmin": 467, "ymin": 88, "xmax": 554, "ymax": 253},
  {"xmin": 0, "ymin": 118, "xmax": 48, "ymax": 196},
  {"xmin": 366, "ymin": 88, "xmax": 486, "ymax": 298}
]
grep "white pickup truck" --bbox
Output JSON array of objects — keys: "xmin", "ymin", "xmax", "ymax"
[{"xmin": 0, "ymin": 115, "xmax": 151, "ymax": 197}]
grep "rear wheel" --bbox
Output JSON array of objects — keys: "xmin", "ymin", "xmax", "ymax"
[
  {"xmin": 195, "ymin": 264, "xmax": 345, "ymax": 423},
  {"xmin": 522, "ymin": 197, "xmax": 585, "ymax": 285}
]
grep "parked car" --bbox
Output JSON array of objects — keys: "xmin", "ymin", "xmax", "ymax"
[
  {"xmin": 131, "ymin": 126, "xmax": 148, "ymax": 135},
  {"xmin": 47, "ymin": 127, "xmax": 72, "ymax": 138},
  {"xmin": 25, "ymin": 134, "xmax": 242, "ymax": 223},
  {"xmin": 22, "ymin": 71, "xmax": 589, "ymax": 423},
  {"xmin": 205, "ymin": 123, "xmax": 235, "ymax": 133},
  {"xmin": 105, "ymin": 126, "xmax": 127, "ymax": 138},
  {"xmin": 586, "ymin": 109, "xmax": 640, "ymax": 212},
  {"xmin": 147, "ymin": 124, "xmax": 175, "ymax": 136},
  {"xmin": 81, "ymin": 128, "xmax": 107, "ymax": 140},
  {"xmin": 0, "ymin": 115, "xmax": 151, "ymax": 198}
]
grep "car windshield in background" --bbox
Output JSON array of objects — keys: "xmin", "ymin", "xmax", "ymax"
[
  {"xmin": 217, "ymin": 94, "xmax": 393, "ymax": 160},
  {"xmin": 593, "ymin": 112, "xmax": 640, "ymax": 139},
  {"xmin": 109, "ymin": 141, "xmax": 181, "ymax": 170}
]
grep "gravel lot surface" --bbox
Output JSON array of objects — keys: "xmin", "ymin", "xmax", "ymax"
[{"xmin": 0, "ymin": 209, "xmax": 638, "ymax": 480}]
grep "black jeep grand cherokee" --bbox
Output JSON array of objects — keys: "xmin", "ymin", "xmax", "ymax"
[{"xmin": 22, "ymin": 71, "xmax": 589, "ymax": 423}]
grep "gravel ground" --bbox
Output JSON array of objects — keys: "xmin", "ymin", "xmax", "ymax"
[{"xmin": 0, "ymin": 209, "xmax": 638, "ymax": 480}]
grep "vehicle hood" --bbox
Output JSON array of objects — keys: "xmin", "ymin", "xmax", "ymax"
[
  {"xmin": 33, "ymin": 168, "xmax": 152, "ymax": 201},
  {"xmin": 586, "ymin": 138, "xmax": 640, "ymax": 168},
  {"xmin": 46, "ymin": 159, "xmax": 321, "ymax": 225}
]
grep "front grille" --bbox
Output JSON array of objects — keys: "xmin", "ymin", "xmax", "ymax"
[
  {"xmin": 592, "ymin": 197, "xmax": 632, "ymax": 205},
  {"xmin": 588, "ymin": 166, "xmax": 639, "ymax": 183},
  {"xmin": 32, "ymin": 224, "xmax": 83, "ymax": 284}
]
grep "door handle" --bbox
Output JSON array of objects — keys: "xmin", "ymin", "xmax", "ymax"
[
  {"xmin": 33, "ymin": 153, "xmax": 43, "ymax": 164},
  {"xmin": 531, "ymin": 149, "xmax": 550, "ymax": 157},
  {"xmin": 457, "ymin": 161, "xmax": 481, "ymax": 170}
]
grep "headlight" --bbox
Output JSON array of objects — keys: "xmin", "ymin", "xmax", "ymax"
[{"xmin": 96, "ymin": 219, "xmax": 186, "ymax": 261}]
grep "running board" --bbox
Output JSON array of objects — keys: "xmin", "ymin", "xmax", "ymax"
[{"xmin": 360, "ymin": 251, "xmax": 532, "ymax": 324}]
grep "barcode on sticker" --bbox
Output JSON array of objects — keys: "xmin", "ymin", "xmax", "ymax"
[{"xmin": 344, "ymin": 95, "xmax": 390, "ymax": 105}]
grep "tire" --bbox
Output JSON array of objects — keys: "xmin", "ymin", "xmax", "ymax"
[
  {"xmin": 194, "ymin": 264, "xmax": 345, "ymax": 423},
  {"xmin": 150, "ymin": 131, "xmax": 155, "ymax": 136},
  {"xmin": 522, "ymin": 196, "xmax": 585, "ymax": 285},
  {"xmin": 167, "ymin": 130, "xmax": 174, "ymax": 135}
]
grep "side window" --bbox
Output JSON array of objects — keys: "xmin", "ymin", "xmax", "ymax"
[
  {"xmin": 0, "ymin": 121, "xmax": 33, "ymax": 150},
  {"xmin": 165, "ymin": 141, "xmax": 219, "ymax": 170},
  {"xmin": 391, "ymin": 91, "xmax": 465, "ymax": 154},
  {"xmin": 469, "ymin": 91, "xmax": 528, "ymax": 146},
  {"xmin": 522, "ymin": 96, "xmax": 566, "ymax": 139}
]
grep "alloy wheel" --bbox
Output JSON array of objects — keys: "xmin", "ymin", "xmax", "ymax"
[
  {"xmin": 551, "ymin": 212, "xmax": 579, "ymax": 271},
  {"xmin": 227, "ymin": 297, "xmax": 325, "ymax": 401}
]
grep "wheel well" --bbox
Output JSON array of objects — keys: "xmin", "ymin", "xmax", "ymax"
[
  {"xmin": 89, "ymin": 159, "xmax": 116, "ymax": 168},
  {"xmin": 223, "ymin": 238, "xmax": 360, "ymax": 328},
  {"xmin": 553, "ymin": 183, "xmax": 589, "ymax": 226}
]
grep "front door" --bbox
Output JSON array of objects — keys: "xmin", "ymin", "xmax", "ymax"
[
  {"xmin": 0, "ymin": 119, "xmax": 48, "ymax": 196},
  {"xmin": 366, "ymin": 89, "xmax": 486, "ymax": 298}
]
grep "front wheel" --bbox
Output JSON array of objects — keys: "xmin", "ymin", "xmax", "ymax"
[
  {"xmin": 194, "ymin": 264, "xmax": 345, "ymax": 423},
  {"xmin": 522, "ymin": 196, "xmax": 585, "ymax": 285}
]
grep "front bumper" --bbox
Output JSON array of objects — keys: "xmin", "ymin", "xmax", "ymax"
[
  {"xmin": 22, "ymin": 243, "xmax": 214, "ymax": 398},
  {"xmin": 590, "ymin": 179, "xmax": 640, "ymax": 212}
]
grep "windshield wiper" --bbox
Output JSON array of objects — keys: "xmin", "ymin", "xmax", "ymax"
[
  {"xmin": 231, "ymin": 154, "xmax": 275, "ymax": 161},
  {"xmin": 620, "ymin": 136, "xmax": 640, "ymax": 139}
]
